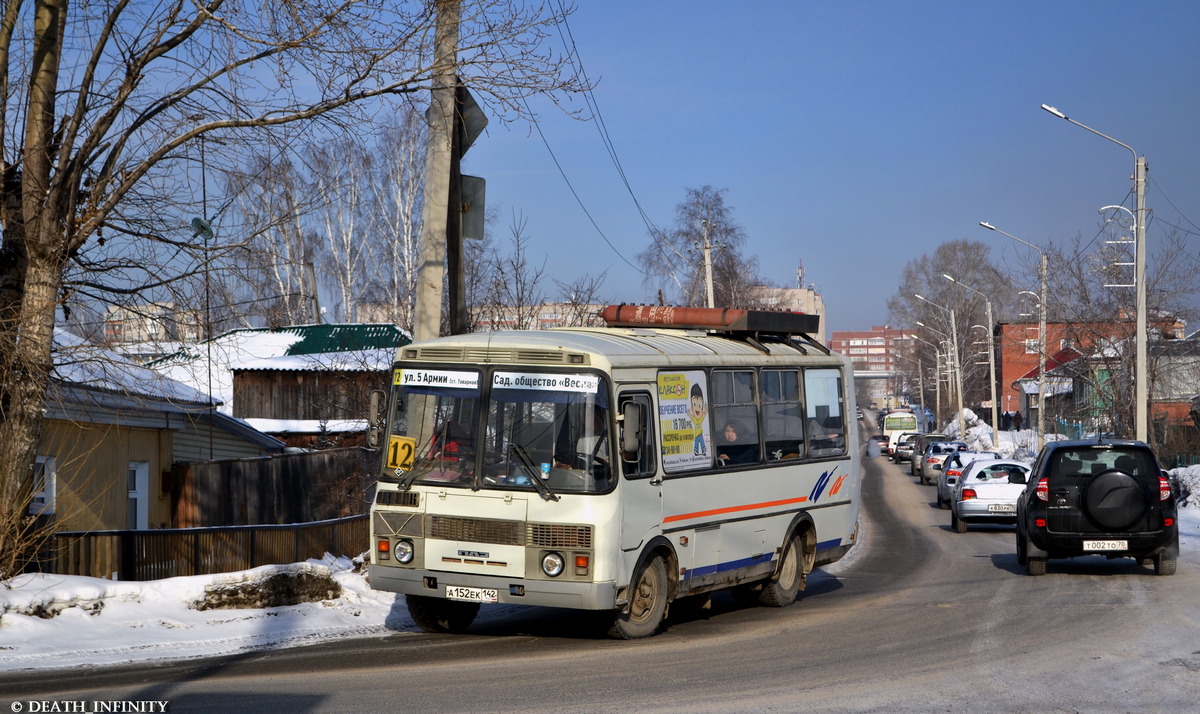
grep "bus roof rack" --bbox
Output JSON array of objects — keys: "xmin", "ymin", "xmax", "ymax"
[{"xmin": 599, "ymin": 304, "xmax": 827, "ymax": 353}]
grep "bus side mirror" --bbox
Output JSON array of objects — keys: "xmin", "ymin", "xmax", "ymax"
[
  {"xmin": 621, "ymin": 401, "xmax": 642, "ymax": 461},
  {"xmin": 367, "ymin": 389, "xmax": 387, "ymax": 448}
]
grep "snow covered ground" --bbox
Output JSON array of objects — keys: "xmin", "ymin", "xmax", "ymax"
[{"xmin": 3, "ymin": 423, "xmax": 1197, "ymax": 673}]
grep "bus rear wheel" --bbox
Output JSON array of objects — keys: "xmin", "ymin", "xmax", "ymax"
[
  {"xmin": 608, "ymin": 554, "xmax": 669, "ymax": 639},
  {"xmin": 758, "ymin": 531, "xmax": 813, "ymax": 607},
  {"xmin": 406, "ymin": 594, "xmax": 480, "ymax": 634}
]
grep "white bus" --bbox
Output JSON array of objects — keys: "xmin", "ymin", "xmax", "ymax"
[
  {"xmin": 882, "ymin": 409, "xmax": 919, "ymax": 456},
  {"xmin": 368, "ymin": 305, "xmax": 861, "ymax": 638}
]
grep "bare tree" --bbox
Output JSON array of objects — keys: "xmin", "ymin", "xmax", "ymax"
[
  {"xmin": 308, "ymin": 136, "xmax": 373, "ymax": 323},
  {"xmin": 1035, "ymin": 226, "xmax": 1200, "ymax": 435},
  {"xmin": 0, "ymin": 0, "xmax": 586, "ymax": 578},
  {"xmin": 474, "ymin": 212, "xmax": 546, "ymax": 330},
  {"xmin": 554, "ymin": 272, "xmax": 608, "ymax": 327},
  {"xmin": 362, "ymin": 106, "xmax": 427, "ymax": 331},
  {"xmin": 887, "ymin": 239, "xmax": 1010, "ymax": 414},
  {"xmin": 638, "ymin": 185, "xmax": 762, "ymax": 307},
  {"xmin": 224, "ymin": 154, "xmax": 323, "ymax": 328}
]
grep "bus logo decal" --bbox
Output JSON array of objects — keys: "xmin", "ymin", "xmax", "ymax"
[
  {"xmin": 810, "ymin": 470, "xmax": 833, "ymax": 501},
  {"xmin": 830, "ymin": 473, "xmax": 847, "ymax": 495}
]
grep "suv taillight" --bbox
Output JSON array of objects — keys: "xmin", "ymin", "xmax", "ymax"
[
  {"xmin": 1035, "ymin": 477, "xmax": 1049, "ymax": 502},
  {"xmin": 1159, "ymin": 475, "xmax": 1171, "ymax": 502}
]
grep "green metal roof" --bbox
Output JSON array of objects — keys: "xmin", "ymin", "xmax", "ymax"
[{"xmin": 279, "ymin": 324, "xmax": 410, "ymax": 355}]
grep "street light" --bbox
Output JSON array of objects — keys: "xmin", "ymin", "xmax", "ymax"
[
  {"xmin": 1042, "ymin": 104, "xmax": 1148, "ymax": 443},
  {"xmin": 893, "ymin": 352, "xmax": 930, "ymax": 431},
  {"xmin": 909, "ymin": 333, "xmax": 946, "ymax": 428},
  {"xmin": 914, "ymin": 294, "xmax": 966, "ymax": 440},
  {"xmin": 943, "ymin": 273, "xmax": 998, "ymax": 447},
  {"xmin": 914, "ymin": 322, "xmax": 955, "ymax": 409},
  {"xmin": 980, "ymin": 221, "xmax": 1048, "ymax": 451}
]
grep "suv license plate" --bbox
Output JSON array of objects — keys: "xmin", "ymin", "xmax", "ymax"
[
  {"xmin": 988, "ymin": 504, "xmax": 1016, "ymax": 513},
  {"xmin": 1083, "ymin": 540, "xmax": 1127, "ymax": 551},
  {"xmin": 445, "ymin": 585, "xmax": 499, "ymax": 603}
]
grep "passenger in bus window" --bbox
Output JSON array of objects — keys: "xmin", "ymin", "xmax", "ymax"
[{"xmin": 718, "ymin": 421, "xmax": 757, "ymax": 465}]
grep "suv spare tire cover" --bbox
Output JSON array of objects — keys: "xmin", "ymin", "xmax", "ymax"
[{"xmin": 1082, "ymin": 469, "xmax": 1148, "ymax": 531}]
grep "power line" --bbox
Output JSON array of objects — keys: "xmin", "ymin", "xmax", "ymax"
[
  {"xmin": 1148, "ymin": 173, "xmax": 1200, "ymax": 236},
  {"xmin": 553, "ymin": 2, "xmax": 662, "ymax": 240}
]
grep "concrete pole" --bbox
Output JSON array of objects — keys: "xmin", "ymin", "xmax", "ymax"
[
  {"xmin": 1037, "ymin": 253, "xmax": 1047, "ymax": 451},
  {"xmin": 1134, "ymin": 156, "xmax": 1148, "ymax": 442},
  {"xmin": 412, "ymin": 0, "xmax": 460, "ymax": 343},
  {"xmin": 985, "ymin": 301, "xmax": 999, "ymax": 447},
  {"xmin": 950, "ymin": 309, "xmax": 966, "ymax": 439},
  {"xmin": 702, "ymin": 219, "xmax": 715, "ymax": 308}
]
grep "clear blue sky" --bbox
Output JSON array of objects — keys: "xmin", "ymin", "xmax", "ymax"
[{"xmin": 463, "ymin": 1, "xmax": 1200, "ymax": 334}]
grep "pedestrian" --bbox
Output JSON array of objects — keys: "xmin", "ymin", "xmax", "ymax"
[{"xmin": 1012, "ymin": 411, "xmax": 1023, "ymax": 431}]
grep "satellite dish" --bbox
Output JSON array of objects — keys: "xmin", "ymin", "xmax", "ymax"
[{"xmin": 191, "ymin": 217, "xmax": 214, "ymax": 240}]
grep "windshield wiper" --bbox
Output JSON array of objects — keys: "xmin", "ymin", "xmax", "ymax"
[{"xmin": 509, "ymin": 443, "xmax": 559, "ymax": 502}]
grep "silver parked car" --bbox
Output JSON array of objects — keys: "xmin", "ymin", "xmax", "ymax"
[
  {"xmin": 949, "ymin": 459, "xmax": 1030, "ymax": 532},
  {"xmin": 916, "ymin": 440, "xmax": 966, "ymax": 486},
  {"xmin": 935, "ymin": 450, "xmax": 1000, "ymax": 508}
]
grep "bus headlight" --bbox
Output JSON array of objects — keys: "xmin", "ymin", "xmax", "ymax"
[
  {"xmin": 541, "ymin": 551, "xmax": 565, "ymax": 577},
  {"xmin": 395, "ymin": 539, "xmax": 415, "ymax": 564}
]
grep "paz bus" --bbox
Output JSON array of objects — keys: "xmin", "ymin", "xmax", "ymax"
[
  {"xmin": 367, "ymin": 305, "xmax": 861, "ymax": 638},
  {"xmin": 882, "ymin": 409, "xmax": 920, "ymax": 458}
]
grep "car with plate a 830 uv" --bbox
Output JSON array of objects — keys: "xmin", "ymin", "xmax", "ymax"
[{"xmin": 1015, "ymin": 439, "xmax": 1179, "ymax": 576}]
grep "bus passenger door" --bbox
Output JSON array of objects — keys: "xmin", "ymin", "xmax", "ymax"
[{"xmin": 617, "ymin": 390, "xmax": 662, "ymax": 552}]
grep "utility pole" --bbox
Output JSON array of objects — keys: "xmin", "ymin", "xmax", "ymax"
[
  {"xmin": 412, "ymin": 0, "xmax": 460, "ymax": 343},
  {"xmin": 701, "ymin": 219, "xmax": 715, "ymax": 308},
  {"xmin": 1134, "ymin": 156, "xmax": 1148, "ymax": 442}
]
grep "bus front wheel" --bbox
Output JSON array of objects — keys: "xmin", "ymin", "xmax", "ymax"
[
  {"xmin": 406, "ymin": 594, "xmax": 480, "ymax": 634},
  {"xmin": 608, "ymin": 554, "xmax": 669, "ymax": 639}
]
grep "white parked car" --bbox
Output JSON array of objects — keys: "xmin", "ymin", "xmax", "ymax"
[
  {"xmin": 950, "ymin": 459, "xmax": 1031, "ymax": 533},
  {"xmin": 936, "ymin": 450, "xmax": 1001, "ymax": 508}
]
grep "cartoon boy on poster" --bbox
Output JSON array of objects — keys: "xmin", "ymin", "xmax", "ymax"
[{"xmin": 689, "ymin": 382, "xmax": 708, "ymax": 456}]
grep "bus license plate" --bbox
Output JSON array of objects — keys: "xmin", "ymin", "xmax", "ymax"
[
  {"xmin": 987, "ymin": 504, "xmax": 1016, "ymax": 513},
  {"xmin": 1083, "ymin": 540, "xmax": 1127, "ymax": 551},
  {"xmin": 446, "ymin": 585, "xmax": 499, "ymax": 603}
]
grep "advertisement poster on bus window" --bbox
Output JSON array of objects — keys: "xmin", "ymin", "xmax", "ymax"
[{"xmin": 658, "ymin": 370, "xmax": 711, "ymax": 471}]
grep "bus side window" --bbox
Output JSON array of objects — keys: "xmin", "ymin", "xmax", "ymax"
[
  {"xmin": 804, "ymin": 369, "xmax": 846, "ymax": 456},
  {"xmin": 620, "ymin": 392, "xmax": 657, "ymax": 478},
  {"xmin": 762, "ymin": 369, "xmax": 802, "ymax": 460},
  {"xmin": 712, "ymin": 370, "xmax": 759, "ymax": 465}
]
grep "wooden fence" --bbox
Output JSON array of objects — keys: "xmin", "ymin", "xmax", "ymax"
[
  {"xmin": 53, "ymin": 515, "xmax": 368, "ymax": 581},
  {"xmin": 175, "ymin": 447, "xmax": 379, "ymax": 527}
]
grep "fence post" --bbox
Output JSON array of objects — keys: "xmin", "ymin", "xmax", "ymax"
[{"xmin": 119, "ymin": 531, "xmax": 136, "ymax": 581}]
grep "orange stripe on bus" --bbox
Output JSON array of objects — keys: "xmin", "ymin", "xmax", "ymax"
[{"xmin": 663, "ymin": 496, "xmax": 809, "ymax": 524}]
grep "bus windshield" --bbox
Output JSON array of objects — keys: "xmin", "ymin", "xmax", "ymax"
[
  {"xmin": 883, "ymin": 411, "xmax": 918, "ymax": 432},
  {"xmin": 383, "ymin": 368, "xmax": 612, "ymax": 495}
]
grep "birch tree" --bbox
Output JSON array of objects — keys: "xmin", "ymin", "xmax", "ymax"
[{"xmin": 0, "ymin": 0, "xmax": 585, "ymax": 578}]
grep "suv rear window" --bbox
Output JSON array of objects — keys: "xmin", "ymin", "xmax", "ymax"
[{"xmin": 1050, "ymin": 448, "xmax": 1156, "ymax": 479}]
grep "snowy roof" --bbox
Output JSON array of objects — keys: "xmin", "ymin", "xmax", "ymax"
[
  {"xmin": 52, "ymin": 328, "xmax": 213, "ymax": 405},
  {"xmin": 234, "ymin": 348, "xmax": 396, "ymax": 372},
  {"xmin": 147, "ymin": 324, "xmax": 407, "ymax": 415}
]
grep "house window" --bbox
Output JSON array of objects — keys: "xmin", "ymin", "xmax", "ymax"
[
  {"xmin": 29, "ymin": 455, "xmax": 57, "ymax": 515},
  {"xmin": 128, "ymin": 461, "xmax": 149, "ymax": 530},
  {"xmin": 1024, "ymin": 339, "xmax": 1040, "ymax": 355}
]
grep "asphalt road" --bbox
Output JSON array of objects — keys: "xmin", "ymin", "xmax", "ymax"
[{"xmin": 5, "ymin": 456, "xmax": 1199, "ymax": 713}]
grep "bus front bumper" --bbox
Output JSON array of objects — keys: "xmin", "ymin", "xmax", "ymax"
[{"xmin": 369, "ymin": 564, "xmax": 618, "ymax": 611}]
